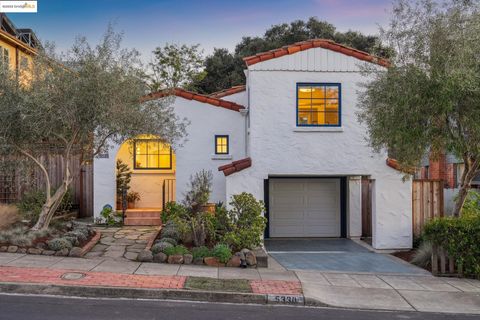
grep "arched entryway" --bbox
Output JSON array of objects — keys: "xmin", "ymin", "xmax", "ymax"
[{"xmin": 115, "ymin": 135, "xmax": 176, "ymax": 225}]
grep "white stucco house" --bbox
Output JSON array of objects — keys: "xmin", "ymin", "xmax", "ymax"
[{"xmin": 93, "ymin": 39, "xmax": 412, "ymax": 250}]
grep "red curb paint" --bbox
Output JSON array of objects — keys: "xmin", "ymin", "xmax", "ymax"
[{"xmin": 250, "ymin": 280, "xmax": 302, "ymax": 295}]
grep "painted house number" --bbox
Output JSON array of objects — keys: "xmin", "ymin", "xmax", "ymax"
[{"xmin": 267, "ymin": 294, "xmax": 304, "ymax": 305}]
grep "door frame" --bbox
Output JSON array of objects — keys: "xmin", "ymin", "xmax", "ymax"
[{"xmin": 264, "ymin": 176, "xmax": 347, "ymax": 238}]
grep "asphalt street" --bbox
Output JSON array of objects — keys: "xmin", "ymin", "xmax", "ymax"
[{"xmin": 0, "ymin": 294, "xmax": 477, "ymax": 320}]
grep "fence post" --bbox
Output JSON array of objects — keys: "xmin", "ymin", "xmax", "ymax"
[{"xmin": 431, "ymin": 244, "xmax": 438, "ymax": 275}]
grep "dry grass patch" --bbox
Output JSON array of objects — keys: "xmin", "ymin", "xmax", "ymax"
[
  {"xmin": 0, "ymin": 204, "xmax": 20, "ymax": 230},
  {"xmin": 185, "ymin": 277, "xmax": 252, "ymax": 293}
]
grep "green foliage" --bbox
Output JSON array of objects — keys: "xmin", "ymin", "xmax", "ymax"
[
  {"xmin": 161, "ymin": 202, "xmax": 188, "ymax": 223},
  {"xmin": 182, "ymin": 170, "xmax": 213, "ymax": 210},
  {"xmin": 47, "ymin": 237, "xmax": 73, "ymax": 251},
  {"xmin": 148, "ymin": 43, "xmax": 205, "ymax": 91},
  {"xmin": 194, "ymin": 17, "xmax": 390, "ymax": 93},
  {"xmin": 221, "ymin": 193, "xmax": 266, "ymax": 252},
  {"xmin": 100, "ymin": 206, "xmax": 121, "ymax": 226},
  {"xmin": 0, "ymin": 226, "xmax": 52, "ymax": 247},
  {"xmin": 424, "ymin": 214, "xmax": 480, "ymax": 277},
  {"xmin": 159, "ymin": 237, "xmax": 177, "ymax": 245},
  {"xmin": 151, "ymin": 241, "xmax": 173, "ymax": 254},
  {"xmin": 163, "ymin": 245, "xmax": 190, "ymax": 256},
  {"xmin": 126, "ymin": 191, "xmax": 140, "ymax": 203},
  {"xmin": 411, "ymin": 241, "xmax": 432, "ymax": 269},
  {"xmin": 17, "ymin": 189, "xmax": 73, "ymax": 222},
  {"xmin": 116, "ymin": 159, "xmax": 131, "ymax": 197},
  {"xmin": 191, "ymin": 246, "xmax": 212, "ymax": 259},
  {"xmin": 460, "ymin": 190, "xmax": 480, "ymax": 217},
  {"xmin": 212, "ymin": 244, "xmax": 232, "ymax": 263}
]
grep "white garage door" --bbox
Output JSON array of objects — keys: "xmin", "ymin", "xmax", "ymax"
[{"xmin": 269, "ymin": 179, "xmax": 341, "ymax": 237}]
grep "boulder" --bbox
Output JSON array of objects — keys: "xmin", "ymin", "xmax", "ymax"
[
  {"xmin": 167, "ymin": 254, "xmax": 184, "ymax": 264},
  {"xmin": 42, "ymin": 250, "xmax": 56, "ymax": 256},
  {"xmin": 153, "ymin": 252, "xmax": 167, "ymax": 263},
  {"xmin": 245, "ymin": 251, "xmax": 257, "ymax": 266},
  {"xmin": 204, "ymin": 257, "xmax": 224, "ymax": 267},
  {"xmin": 55, "ymin": 248, "xmax": 70, "ymax": 256},
  {"xmin": 27, "ymin": 248, "xmax": 43, "ymax": 255},
  {"xmin": 35, "ymin": 242, "xmax": 47, "ymax": 250},
  {"xmin": 235, "ymin": 251, "xmax": 245, "ymax": 260},
  {"xmin": 183, "ymin": 254, "xmax": 193, "ymax": 265},
  {"xmin": 7, "ymin": 246, "xmax": 18, "ymax": 253},
  {"xmin": 69, "ymin": 247, "xmax": 83, "ymax": 257},
  {"xmin": 17, "ymin": 248, "xmax": 27, "ymax": 254},
  {"xmin": 193, "ymin": 257, "xmax": 204, "ymax": 265},
  {"xmin": 137, "ymin": 250, "xmax": 153, "ymax": 262},
  {"xmin": 0, "ymin": 246, "xmax": 8, "ymax": 252},
  {"xmin": 226, "ymin": 255, "xmax": 241, "ymax": 268}
]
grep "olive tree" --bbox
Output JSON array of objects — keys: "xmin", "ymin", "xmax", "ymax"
[
  {"xmin": 358, "ymin": 0, "xmax": 480, "ymax": 216},
  {"xmin": 0, "ymin": 28, "xmax": 186, "ymax": 230}
]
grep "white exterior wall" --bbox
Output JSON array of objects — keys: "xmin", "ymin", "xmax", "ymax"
[
  {"xmin": 93, "ymin": 97, "xmax": 246, "ymax": 219},
  {"xmin": 226, "ymin": 49, "xmax": 412, "ymax": 250}
]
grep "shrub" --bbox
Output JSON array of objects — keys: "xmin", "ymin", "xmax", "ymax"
[
  {"xmin": 424, "ymin": 213, "xmax": 480, "ymax": 277},
  {"xmin": 161, "ymin": 227, "xmax": 180, "ymax": 240},
  {"xmin": 163, "ymin": 245, "xmax": 190, "ymax": 256},
  {"xmin": 159, "ymin": 237, "xmax": 177, "ymax": 245},
  {"xmin": 411, "ymin": 241, "xmax": 432, "ymax": 268},
  {"xmin": 212, "ymin": 244, "xmax": 232, "ymax": 263},
  {"xmin": 151, "ymin": 241, "xmax": 173, "ymax": 254},
  {"xmin": 17, "ymin": 189, "xmax": 73, "ymax": 222},
  {"xmin": 182, "ymin": 170, "xmax": 213, "ymax": 210},
  {"xmin": 191, "ymin": 246, "xmax": 212, "ymax": 259},
  {"xmin": 99, "ymin": 206, "xmax": 121, "ymax": 226},
  {"xmin": 161, "ymin": 202, "xmax": 188, "ymax": 222},
  {"xmin": 221, "ymin": 193, "xmax": 266, "ymax": 252},
  {"xmin": 461, "ymin": 190, "xmax": 480, "ymax": 217},
  {"xmin": 47, "ymin": 237, "xmax": 73, "ymax": 251},
  {"xmin": 0, "ymin": 204, "xmax": 20, "ymax": 230},
  {"xmin": 0, "ymin": 226, "xmax": 52, "ymax": 247}
]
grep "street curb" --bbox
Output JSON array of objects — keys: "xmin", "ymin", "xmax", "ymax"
[{"xmin": 0, "ymin": 282, "xmax": 271, "ymax": 305}]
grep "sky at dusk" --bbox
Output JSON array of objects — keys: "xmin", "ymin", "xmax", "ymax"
[{"xmin": 7, "ymin": 0, "xmax": 393, "ymax": 61}]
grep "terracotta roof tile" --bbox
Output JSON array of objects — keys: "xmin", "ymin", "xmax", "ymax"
[
  {"xmin": 218, "ymin": 157, "xmax": 252, "ymax": 176},
  {"xmin": 243, "ymin": 39, "xmax": 390, "ymax": 68},
  {"xmin": 141, "ymin": 88, "xmax": 245, "ymax": 112},
  {"xmin": 209, "ymin": 85, "xmax": 246, "ymax": 99},
  {"xmin": 386, "ymin": 158, "xmax": 416, "ymax": 174}
]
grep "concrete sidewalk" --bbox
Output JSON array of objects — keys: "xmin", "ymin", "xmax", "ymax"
[{"xmin": 1, "ymin": 252, "xmax": 479, "ymax": 314}]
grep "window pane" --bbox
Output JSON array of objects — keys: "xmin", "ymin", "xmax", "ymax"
[
  {"xmin": 311, "ymin": 101, "xmax": 325, "ymax": 112},
  {"xmin": 298, "ymin": 99, "xmax": 311, "ymax": 108},
  {"xmin": 147, "ymin": 155, "xmax": 159, "ymax": 168},
  {"xmin": 135, "ymin": 141, "xmax": 147, "ymax": 155},
  {"xmin": 148, "ymin": 141, "xmax": 160, "ymax": 155},
  {"xmin": 135, "ymin": 155, "xmax": 147, "ymax": 168},
  {"xmin": 311, "ymin": 86, "xmax": 325, "ymax": 99},
  {"xmin": 297, "ymin": 86, "xmax": 311, "ymax": 99},
  {"xmin": 325, "ymin": 112, "xmax": 339, "ymax": 125},
  {"xmin": 159, "ymin": 155, "xmax": 171, "ymax": 168},
  {"xmin": 326, "ymin": 86, "xmax": 339, "ymax": 99},
  {"xmin": 159, "ymin": 143, "xmax": 170, "ymax": 155},
  {"xmin": 325, "ymin": 99, "xmax": 339, "ymax": 112}
]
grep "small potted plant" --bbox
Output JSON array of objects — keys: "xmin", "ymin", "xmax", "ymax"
[{"xmin": 126, "ymin": 191, "xmax": 140, "ymax": 209}]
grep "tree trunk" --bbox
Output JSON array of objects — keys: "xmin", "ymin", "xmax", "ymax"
[
  {"xmin": 453, "ymin": 184, "xmax": 469, "ymax": 217},
  {"xmin": 452, "ymin": 156, "xmax": 479, "ymax": 217}
]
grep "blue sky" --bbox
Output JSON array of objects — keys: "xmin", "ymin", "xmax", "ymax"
[{"xmin": 8, "ymin": 0, "xmax": 393, "ymax": 61}]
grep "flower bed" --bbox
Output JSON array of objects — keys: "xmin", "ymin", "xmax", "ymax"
[{"xmin": 0, "ymin": 222, "xmax": 97, "ymax": 257}]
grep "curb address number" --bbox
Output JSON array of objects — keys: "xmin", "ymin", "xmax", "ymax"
[{"xmin": 267, "ymin": 294, "xmax": 304, "ymax": 305}]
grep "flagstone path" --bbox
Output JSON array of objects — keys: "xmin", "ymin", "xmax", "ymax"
[{"xmin": 85, "ymin": 226, "xmax": 160, "ymax": 261}]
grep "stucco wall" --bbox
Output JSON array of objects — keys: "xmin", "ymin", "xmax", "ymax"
[
  {"xmin": 226, "ymin": 52, "xmax": 412, "ymax": 250},
  {"xmin": 93, "ymin": 97, "xmax": 246, "ymax": 218}
]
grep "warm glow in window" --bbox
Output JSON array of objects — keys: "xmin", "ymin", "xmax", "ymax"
[
  {"xmin": 215, "ymin": 135, "xmax": 229, "ymax": 154},
  {"xmin": 134, "ymin": 140, "xmax": 171, "ymax": 169},
  {"xmin": 297, "ymin": 84, "xmax": 340, "ymax": 126}
]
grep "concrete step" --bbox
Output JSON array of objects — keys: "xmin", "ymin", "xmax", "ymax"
[
  {"xmin": 124, "ymin": 217, "xmax": 162, "ymax": 226},
  {"xmin": 125, "ymin": 211, "xmax": 161, "ymax": 218}
]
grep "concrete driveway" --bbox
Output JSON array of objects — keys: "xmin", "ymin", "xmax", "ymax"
[{"xmin": 265, "ymin": 239, "xmax": 428, "ymax": 274}]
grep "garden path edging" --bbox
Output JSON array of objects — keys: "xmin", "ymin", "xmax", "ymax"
[{"xmin": 80, "ymin": 231, "xmax": 101, "ymax": 257}]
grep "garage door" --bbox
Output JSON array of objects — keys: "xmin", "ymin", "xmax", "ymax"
[{"xmin": 269, "ymin": 179, "xmax": 341, "ymax": 237}]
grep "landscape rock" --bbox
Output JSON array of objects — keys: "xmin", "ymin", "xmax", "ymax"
[
  {"xmin": 226, "ymin": 255, "xmax": 241, "ymax": 267},
  {"xmin": 69, "ymin": 247, "xmax": 83, "ymax": 257},
  {"xmin": 42, "ymin": 250, "xmax": 56, "ymax": 256},
  {"xmin": 153, "ymin": 252, "xmax": 167, "ymax": 263},
  {"xmin": 0, "ymin": 246, "xmax": 7, "ymax": 252},
  {"xmin": 245, "ymin": 251, "xmax": 257, "ymax": 266},
  {"xmin": 235, "ymin": 251, "xmax": 245, "ymax": 260},
  {"xmin": 35, "ymin": 242, "xmax": 47, "ymax": 250},
  {"xmin": 27, "ymin": 248, "xmax": 43, "ymax": 255},
  {"xmin": 193, "ymin": 257, "xmax": 204, "ymax": 265},
  {"xmin": 55, "ymin": 248, "xmax": 69, "ymax": 256},
  {"xmin": 137, "ymin": 250, "xmax": 153, "ymax": 262},
  {"xmin": 204, "ymin": 257, "xmax": 224, "ymax": 267},
  {"xmin": 7, "ymin": 246, "xmax": 18, "ymax": 253},
  {"xmin": 17, "ymin": 248, "xmax": 27, "ymax": 254},
  {"xmin": 167, "ymin": 254, "xmax": 184, "ymax": 264},
  {"xmin": 183, "ymin": 254, "xmax": 193, "ymax": 265}
]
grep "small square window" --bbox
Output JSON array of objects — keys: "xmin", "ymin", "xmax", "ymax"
[
  {"xmin": 297, "ymin": 83, "xmax": 341, "ymax": 127},
  {"xmin": 215, "ymin": 135, "xmax": 229, "ymax": 154}
]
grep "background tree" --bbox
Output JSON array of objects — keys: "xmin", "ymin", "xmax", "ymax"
[
  {"xmin": 194, "ymin": 17, "xmax": 391, "ymax": 93},
  {"xmin": 358, "ymin": 0, "xmax": 480, "ymax": 216},
  {"xmin": 0, "ymin": 27, "xmax": 187, "ymax": 230},
  {"xmin": 148, "ymin": 43, "xmax": 205, "ymax": 91}
]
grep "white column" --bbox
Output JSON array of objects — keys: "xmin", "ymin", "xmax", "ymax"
[{"xmin": 348, "ymin": 176, "xmax": 362, "ymax": 238}]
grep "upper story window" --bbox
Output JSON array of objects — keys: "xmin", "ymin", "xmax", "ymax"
[
  {"xmin": 215, "ymin": 135, "xmax": 229, "ymax": 154},
  {"xmin": 297, "ymin": 83, "xmax": 341, "ymax": 127},
  {"xmin": 134, "ymin": 139, "xmax": 172, "ymax": 170}
]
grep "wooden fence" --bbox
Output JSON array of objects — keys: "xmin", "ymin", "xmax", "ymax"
[
  {"xmin": 412, "ymin": 179, "xmax": 444, "ymax": 237},
  {"xmin": 0, "ymin": 154, "xmax": 93, "ymax": 217}
]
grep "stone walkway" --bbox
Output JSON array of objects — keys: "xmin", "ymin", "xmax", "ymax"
[{"xmin": 85, "ymin": 226, "xmax": 159, "ymax": 261}]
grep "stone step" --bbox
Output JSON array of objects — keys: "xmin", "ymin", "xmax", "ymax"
[
  {"xmin": 124, "ymin": 217, "xmax": 162, "ymax": 226},
  {"xmin": 125, "ymin": 211, "xmax": 161, "ymax": 218}
]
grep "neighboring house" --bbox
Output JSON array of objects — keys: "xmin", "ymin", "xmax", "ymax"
[{"xmin": 93, "ymin": 39, "xmax": 412, "ymax": 250}]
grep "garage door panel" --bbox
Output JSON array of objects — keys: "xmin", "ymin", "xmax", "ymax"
[{"xmin": 269, "ymin": 179, "xmax": 341, "ymax": 238}]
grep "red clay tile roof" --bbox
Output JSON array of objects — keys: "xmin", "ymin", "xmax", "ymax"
[
  {"xmin": 386, "ymin": 158, "xmax": 416, "ymax": 174},
  {"xmin": 243, "ymin": 39, "xmax": 390, "ymax": 68},
  {"xmin": 141, "ymin": 88, "xmax": 245, "ymax": 112},
  {"xmin": 209, "ymin": 85, "xmax": 246, "ymax": 98},
  {"xmin": 218, "ymin": 157, "xmax": 252, "ymax": 176}
]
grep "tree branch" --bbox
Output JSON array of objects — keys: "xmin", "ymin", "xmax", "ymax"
[{"xmin": 15, "ymin": 146, "xmax": 51, "ymax": 198}]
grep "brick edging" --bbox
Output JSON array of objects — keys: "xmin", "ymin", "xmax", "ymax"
[
  {"xmin": 145, "ymin": 227, "xmax": 161, "ymax": 251},
  {"xmin": 80, "ymin": 231, "xmax": 101, "ymax": 257}
]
